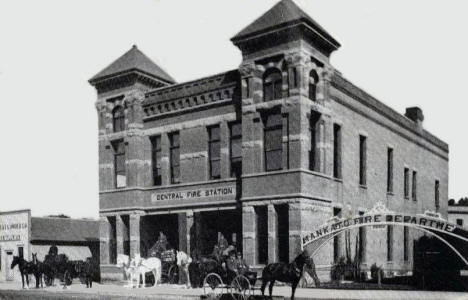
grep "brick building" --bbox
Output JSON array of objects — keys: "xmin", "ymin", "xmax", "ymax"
[{"xmin": 89, "ymin": 0, "xmax": 449, "ymax": 281}]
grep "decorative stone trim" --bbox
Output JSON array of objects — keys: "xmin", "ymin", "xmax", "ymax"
[{"xmin": 180, "ymin": 151, "xmax": 208, "ymax": 160}]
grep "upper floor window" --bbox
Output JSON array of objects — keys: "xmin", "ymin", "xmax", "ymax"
[
  {"xmin": 113, "ymin": 106, "xmax": 125, "ymax": 132},
  {"xmin": 387, "ymin": 148, "xmax": 394, "ymax": 193},
  {"xmin": 333, "ymin": 124, "xmax": 342, "ymax": 178},
  {"xmin": 112, "ymin": 140, "xmax": 126, "ymax": 188},
  {"xmin": 359, "ymin": 135, "xmax": 367, "ymax": 186},
  {"xmin": 263, "ymin": 69, "xmax": 282, "ymax": 101},
  {"xmin": 264, "ymin": 113, "xmax": 283, "ymax": 171},
  {"xmin": 169, "ymin": 132, "xmax": 180, "ymax": 184},
  {"xmin": 404, "ymin": 168, "xmax": 410, "ymax": 199},
  {"xmin": 208, "ymin": 125, "xmax": 221, "ymax": 180},
  {"xmin": 412, "ymin": 171, "xmax": 417, "ymax": 201},
  {"xmin": 457, "ymin": 219, "xmax": 463, "ymax": 226},
  {"xmin": 309, "ymin": 70, "xmax": 319, "ymax": 101},
  {"xmin": 435, "ymin": 180, "xmax": 440, "ymax": 211},
  {"xmin": 230, "ymin": 122, "xmax": 242, "ymax": 178},
  {"xmin": 309, "ymin": 112, "xmax": 321, "ymax": 172},
  {"xmin": 151, "ymin": 136, "xmax": 162, "ymax": 186}
]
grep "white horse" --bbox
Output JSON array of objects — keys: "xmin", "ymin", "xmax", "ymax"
[
  {"xmin": 133, "ymin": 254, "xmax": 161, "ymax": 288},
  {"xmin": 176, "ymin": 251, "xmax": 192, "ymax": 288},
  {"xmin": 117, "ymin": 254, "xmax": 139, "ymax": 288}
]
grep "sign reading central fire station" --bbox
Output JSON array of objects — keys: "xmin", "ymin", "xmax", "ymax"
[{"xmin": 151, "ymin": 186, "xmax": 235, "ymax": 202}]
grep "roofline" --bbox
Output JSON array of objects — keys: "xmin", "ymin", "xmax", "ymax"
[
  {"xmin": 89, "ymin": 68, "xmax": 175, "ymax": 86},
  {"xmin": 144, "ymin": 69, "xmax": 238, "ymax": 99},
  {"xmin": 0, "ymin": 209, "xmax": 31, "ymax": 215},
  {"xmin": 231, "ymin": 18, "xmax": 341, "ymax": 50},
  {"xmin": 31, "ymin": 216, "xmax": 99, "ymax": 222},
  {"xmin": 331, "ymin": 73, "xmax": 449, "ymax": 153}
]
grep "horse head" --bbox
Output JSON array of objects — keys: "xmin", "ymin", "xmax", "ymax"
[
  {"xmin": 116, "ymin": 254, "xmax": 130, "ymax": 268},
  {"xmin": 32, "ymin": 253, "xmax": 37, "ymax": 264},
  {"xmin": 11, "ymin": 256, "xmax": 21, "ymax": 269}
]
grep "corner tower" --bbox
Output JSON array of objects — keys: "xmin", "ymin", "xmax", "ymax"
[
  {"xmin": 89, "ymin": 45, "xmax": 175, "ymax": 266},
  {"xmin": 231, "ymin": 0, "xmax": 341, "ymax": 265}
]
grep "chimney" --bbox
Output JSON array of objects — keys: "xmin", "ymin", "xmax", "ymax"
[{"xmin": 405, "ymin": 107, "xmax": 424, "ymax": 128}]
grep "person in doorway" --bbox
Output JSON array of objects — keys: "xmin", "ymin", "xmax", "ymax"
[
  {"xmin": 225, "ymin": 250, "xmax": 238, "ymax": 282},
  {"xmin": 218, "ymin": 233, "xmax": 228, "ymax": 254},
  {"xmin": 235, "ymin": 251, "xmax": 257, "ymax": 283}
]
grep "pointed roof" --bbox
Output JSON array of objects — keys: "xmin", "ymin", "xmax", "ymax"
[
  {"xmin": 89, "ymin": 45, "xmax": 175, "ymax": 84},
  {"xmin": 232, "ymin": 0, "xmax": 340, "ymax": 49}
]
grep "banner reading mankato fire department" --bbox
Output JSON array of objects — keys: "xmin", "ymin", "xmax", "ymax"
[{"xmin": 302, "ymin": 202, "xmax": 462, "ymax": 248}]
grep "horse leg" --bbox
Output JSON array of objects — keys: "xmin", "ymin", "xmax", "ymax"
[
  {"xmin": 141, "ymin": 270, "xmax": 146, "ymax": 288},
  {"xmin": 25, "ymin": 274, "xmax": 30, "ymax": 289},
  {"xmin": 261, "ymin": 279, "xmax": 268, "ymax": 296},
  {"xmin": 20, "ymin": 273, "xmax": 25, "ymax": 289},
  {"xmin": 291, "ymin": 280, "xmax": 299, "ymax": 300},
  {"xmin": 268, "ymin": 280, "xmax": 275, "ymax": 299}
]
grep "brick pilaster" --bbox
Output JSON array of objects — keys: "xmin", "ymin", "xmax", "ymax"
[
  {"xmin": 267, "ymin": 204, "xmax": 278, "ymax": 263},
  {"xmin": 242, "ymin": 206, "xmax": 257, "ymax": 265},
  {"xmin": 99, "ymin": 216, "xmax": 110, "ymax": 264},
  {"xmin": 129, "ymin": 213, "xmax": 141, "ymax": 258}
]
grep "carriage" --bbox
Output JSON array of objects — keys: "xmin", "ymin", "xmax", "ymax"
[
  {"xmin": 202, "ymin": 256, "xmax": 258, "ymax": 300},
  {"xmin": 159, "ymin": 249, "xmax": 179, "ymax": 284}
]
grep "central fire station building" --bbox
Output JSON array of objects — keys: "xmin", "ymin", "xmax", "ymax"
[{"xmin": 89, "ymin": 0, "xmax": 449, "ymax": 281}]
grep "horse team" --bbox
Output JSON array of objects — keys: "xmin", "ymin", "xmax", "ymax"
[
  {"xmin": 10, "ymin": 246, "xmax": 319, "ymax": 300},
  {"xmin": 10, "ymin": 245, "xmax": 97, "ymax": 290}
]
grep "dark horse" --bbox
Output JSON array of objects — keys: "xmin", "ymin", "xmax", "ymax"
[
  {"xmin": 188, "ymin": 256, "xmax": 225, "ymax": 288},
  {"xmin": 261, "ymin": 251, "xmax": 320, "ymax": 300},
  {"xmin": 10, "ymin": 256, "xmax": 35, "ymax": 289},
  {"xmin": 31, "ymin": 253, "xmax": 46, "ymax": 288}
]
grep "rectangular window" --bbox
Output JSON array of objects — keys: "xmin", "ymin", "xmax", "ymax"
[
  {"xmin": 333, "ymin": 207, "xmax": 342, "ymax": 263},
  {"xmin": 412, "ymin": 171, "xmax": 417, "ymax": 201},
  {"xmin": 18, "ymin": 246, "xmax": 23, "ymax": 259},
  {"xmin": 309, "ymin": 112, "xmax": 320, "ymax": 171},
  {"xmin": 403, "ymin": 227, "xmax": 409, "ymax": 261},
  {"xmin": 387, "ymin": 225, "xmax": 393, "ymax": 261},
  {"xmin": 230, "ymin": 122, "xmax": 242, "ymax": 178},
  {"xmin": 404, "ymin": 168, "xmax": 410, "ymax": 199},
  {"xmin": 169, "ymin": 132, "xmax": 180, "ymax": 184},
  {"xmin": 151, "ymin": 136, "xmax": 162, "ymax": 186},
  {"xmin": 208, "ymin": 125, "xmax": 221, "ymax": 179},
  {"xmin": 435, "ymin": 180, "xmax": 440, "ymax": 211},
  {"xmin": 457, "ymin": 219, "xmax": 463, "ymax": 226},
  {"xmin": 264, "ymin": 113, "xmax": 283, "ymax": 172},
  {"xmin": 112, "ymin": 140, "xmax": 126, "ymax": 188},
  {"xmin": 387, "ymin": 148, "xmax": 393, "ymax": 193},
  {"xmin": 359, "ymin": 135, "xmax": 367, "ymax": 186},
  {"xmin": 333, "ymin": 124, "xmax": 342, "ymax": 178}
]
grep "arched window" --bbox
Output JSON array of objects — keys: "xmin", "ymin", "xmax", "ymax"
[
  {"xmin": 113, "ymin": 106, "xmax": 125, "ymax": 132},
  {"xmin": 309, "ymin": 70, "xmax": 319, "ymax": 101},
  {"xmin": 263, "ymin": 69, "xmax": 283, "ymax": 101}
]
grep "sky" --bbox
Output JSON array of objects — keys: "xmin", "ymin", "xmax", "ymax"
[{"xmin": 0, "ymin": 0, "xmax": 467, "ymax": 219}]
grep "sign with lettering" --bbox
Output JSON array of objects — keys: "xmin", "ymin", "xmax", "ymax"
[
  {"xmin": 302, "ymin": 202, "xmax": 462, "ymax": 249},
  {"xmin": 151, "ymin": 186, "xmax": 235, "ymax": 202},
  {"xmin": 0, "ymin": 212, "xmax": 29, "ymax": 244}
]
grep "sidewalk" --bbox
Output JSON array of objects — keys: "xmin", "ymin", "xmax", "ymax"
[{"xmin": 0, "ymin": 282, "xmax": 467, "ymax": 300}]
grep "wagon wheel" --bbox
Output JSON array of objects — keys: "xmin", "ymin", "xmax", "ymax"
[
  {"xmin": 203, "ymin": 272, "xmax": 224, "ymax": 299},
  {"xmin": 168, "ymin": 265, "xmax": 179, "ymax": 284},
  {"xmin": 230, "ymin": 275, "xmax": 251, "ymax": 300},
  {"xmin": 64, "ymin": 270, "xmax": 73, "ymax": 286}
]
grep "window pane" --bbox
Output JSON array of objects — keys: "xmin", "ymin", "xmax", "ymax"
[
  {"xmin": 171, "ymin": 148, "xmax": 180, "ymax": 165},
  {"xmin": 231, "ymin": 123, "xmax": 242, "ymax": 137},
  {"xmin": 266, "ymin": 149, "xmax": 282, "ymax": 171},
  {"xmin": 266, "ymin": 114, "xmax": 282, "ymax": 127},
  {"xmin": 116, "ymin": 174, "xmax": 126, "ymax": 188},
  {"xmin": 264, "ymin": 83, "xmax": 273, "ymax": 101},
  {"xmin": 265, "ymin": 129, "xmax": 282, "ymax": 150},
  {"xmin": 210, "ymin": 141, "xmax": 221, "ymax": 159},
  {"xmin": 209, "ymin": 126, "xmax": 220, "ymax": 141},
  {"xmin": 116, "ymin": 154, "xmax": 125, "ymax": 172},
  {"xmin": 172, "ymin": 166, "xmax": 180, "ymax": 183},
  {"xmin": 211, "ymin": 160, "xmax": 220, "ymax": 178},
  {"xmin": 274, "ymin": 82, "xmax": 282, "ymax": 99},
  {"xmin": 171, "ymin": 133, "xmax": 179, "ymax": 147},
  {"xmin": 231, "ymin": 139, "xmax": 242, "ymax": 158}
]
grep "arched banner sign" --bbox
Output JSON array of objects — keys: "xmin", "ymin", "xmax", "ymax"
[{"xmin": 302, "ymin": 202, "xmax": 468, "ymax": 265}]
